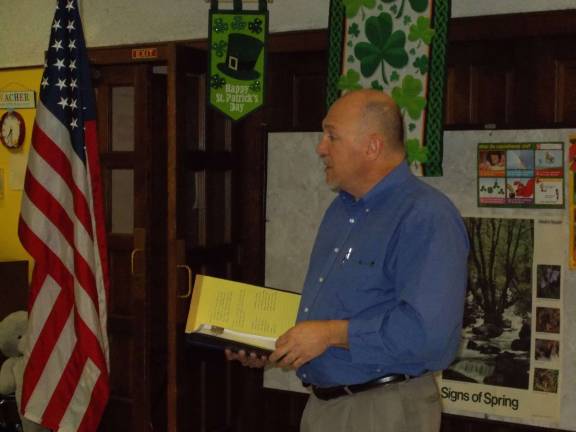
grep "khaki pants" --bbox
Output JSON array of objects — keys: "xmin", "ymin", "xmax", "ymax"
[{"xmin": 300, "ymin": 374, "xmax": 441, "ymax": 432}]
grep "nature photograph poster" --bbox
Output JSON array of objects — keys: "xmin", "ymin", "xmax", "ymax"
[
  {"xmin": 438, "ymin": 217, "xmax": 561, "ymax": 422},
  {"xmin": 443, "ymin": 217, "xmax": 533, "ymax": 390}
]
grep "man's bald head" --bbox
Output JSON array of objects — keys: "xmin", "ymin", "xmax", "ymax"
[
  {"xmin": 337, "ymin": 89, "xmax": 405, "ymax": 155},
  {"xmin": 317, "ymin": 89, "xmax": 407, "ymax": 198}
]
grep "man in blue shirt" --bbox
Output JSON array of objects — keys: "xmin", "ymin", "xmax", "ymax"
[{"xmin": 228, "ymin": 89, "xmax": 469, "ymax": 432}]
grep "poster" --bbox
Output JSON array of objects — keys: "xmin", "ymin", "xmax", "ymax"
[
  {"xmin": 570, "ymin": 134, "xmax": 576, "ymax": 268},
  {"xmin": 438, "ymin": 217, "xmax": 562, "ymax": 422},
  {"xmin": 478, "ymin": 142, "xmax": 564, "ymax": 208}
]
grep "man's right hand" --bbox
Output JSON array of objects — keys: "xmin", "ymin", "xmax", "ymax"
[{"xmin": 225, "ymin": 349, "xmax": 268, "ymax": 368}]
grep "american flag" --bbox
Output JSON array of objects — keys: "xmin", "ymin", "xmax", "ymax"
[{"xmin": 18, "ymin": 0, "xmax": 110, "ymax": 431}]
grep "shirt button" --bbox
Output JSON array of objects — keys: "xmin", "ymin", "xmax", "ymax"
[
  {"xmin": 318, "ymin": 277, "xmax": 324, "ymax": 283},
  {"xmin": 365, "ymin": 208, "xmax": 370, "ymax": 213},
  {"xmin": 302, "ymin": 373, "xmax": 307, "ymax": 379},
  {"xmin": 349, "ymin": 218, "xmax": 355, "ymax": 223},
  {"xmin": 334, "ymin": 247, "xmax": 339, "ymax": 253},
  {"xmin": 304, "ymin": 307, "xmax": 309, "ymax": 313}
]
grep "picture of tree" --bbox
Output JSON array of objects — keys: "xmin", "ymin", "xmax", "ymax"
[{"xmin": 444, "ymin": 217, "xmax": 533, "ymax": 390}]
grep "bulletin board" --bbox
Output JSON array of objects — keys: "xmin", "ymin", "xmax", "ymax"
[
  {"xmin": 0, "ymin": 67, "xmax": 42, "ymax": 269},
  {"xmin": 264, "ymin": 129, "xmax": 576, "ymax": 430}
]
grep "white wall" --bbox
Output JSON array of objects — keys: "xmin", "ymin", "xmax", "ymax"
[{"xmin": 1, "ymin": 0, "xmax": 575, "ymax": 68}]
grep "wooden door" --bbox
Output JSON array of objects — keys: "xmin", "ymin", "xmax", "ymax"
[
  {"xmin": 165, "ymin": 45, "xmax": 241, "ymax": 432},
  {"xmin": 93, "ymin": 63, "xmax": 167, "ymax": 431}
]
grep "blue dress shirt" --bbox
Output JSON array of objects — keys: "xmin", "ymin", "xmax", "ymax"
[{"xmin": 296, "ymin": 162, "xmax": 469, "ymax": 387}]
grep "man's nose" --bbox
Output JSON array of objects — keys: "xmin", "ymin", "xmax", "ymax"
[{"xmin": 316, "ymin": 135, "xmax": 328, "ymax": 156}]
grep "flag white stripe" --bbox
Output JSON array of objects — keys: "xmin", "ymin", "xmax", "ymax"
[
  {"xmin": 21, "ymin": 195, "xmax": 75, "ymax": 274},
  {"xmin": 74, "ymin": 279, "xmax": 102, "ymax": 340},
  {"xmin": 26, "ymin": 150, "xmax": 97, "ymax": 274},
  {"xmin": 27, "ymin": 148, "xmax": 75, "ymax": 219},
  {"xmin": 25, "ymin": 311, "xmax": 76, "ymax": 418},
  {"xmin": 22, "ymin": 163, "xmax": 98, "ymax": 295},
  {"xmin": 59, "ymin": 359, "xmax": 101, "ymax": 432},
  {"xmin": 84, "ymin": 157, "xmax": 109, "ymax": 368},
  {"xmin": 35, "ymin": 100, "xmax": 91, "ymax": 196},
  {"xmin": 24, "ymin": 275, "xmax": 62, "ymax": 358},
  {"xmin": 21, "ymin": 197, "xmax": 102, "ymax": 339},
  {"xmin": 21, "ymin": 2, "xmax": 110, "ymax": 429}
]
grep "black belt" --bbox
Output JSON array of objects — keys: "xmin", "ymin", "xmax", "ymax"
[{"xmin": 308, "ymin": 374, "xmax": 411, "ymax": 401}]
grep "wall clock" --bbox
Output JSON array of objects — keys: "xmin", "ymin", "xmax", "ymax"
[{"xmin": 0, "ymin": 111, "xmax": 25, "ymax": 150}]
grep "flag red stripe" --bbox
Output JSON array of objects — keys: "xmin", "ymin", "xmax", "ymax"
[
  {"xmin": 18, "ymin": 223, "xmax": 74, "ymax": 410},
  {"xmin": 21, "ymin": 3, "xmax": 110, "ymax": 429},
  {"xmin": 32, "ymin": 127, "xmax": 94, "ymax": 238},
  {"xmin": 78, "ymin": 374, "xmax": 109, "ymax": 432},
  {"xmin": 76, "ymin": 316, "xmax": 109, "ymax": 378},
  {"xmin": 21, "ymin": 173, "xmax": 100, "ymax": 312},
  {"xmin": 41, "ymin": 347, "xmax": 85, "ymax": 429},
  {"xmin": 85, "ymin": 121, "xmax": 110, "ymax": 300},
  {"xmin": 24, "ymin": 173, "xmax": 75, "ymax": 246}
]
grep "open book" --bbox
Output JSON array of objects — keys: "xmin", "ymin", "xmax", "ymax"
[{"xmin": 185, "ymin": 275, "xmax": 301, "ymax": 354}]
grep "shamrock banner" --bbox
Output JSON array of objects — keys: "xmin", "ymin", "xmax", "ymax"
[
  {"xmin": 208, "ymin": 0, "xmax": 268, "ymax": 121},
  {"xmin": 326, "ymin": 0, "xmax": 450, "ymax": 176}
]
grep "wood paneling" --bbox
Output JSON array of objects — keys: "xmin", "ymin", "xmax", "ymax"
[
  {"xmin": 0, "ymin": 261, "xmax": 28, "ymax": 320},
  {"xmin": 445, "ymin": 11, "xmax": 576, "ymax": 129},
  {"xmin": 555, "ymin": 59, "xmax": 576, "ymax": 124}
]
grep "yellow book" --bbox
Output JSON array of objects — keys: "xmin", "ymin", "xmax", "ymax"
[{"xmin": 185, "ymin": 275, "xmax": 301, "ymax": 353}]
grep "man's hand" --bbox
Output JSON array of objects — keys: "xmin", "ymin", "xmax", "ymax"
[
  {"xmin": 225, "ymin": 349, "xmax": 268, "ymax": 368},
  {"xmin": 269, "ymin": 320, "xmax": 348, "ymax": 370}
]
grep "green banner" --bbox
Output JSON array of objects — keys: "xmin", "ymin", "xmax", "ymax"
[
  {"xmin": 326, "ymin": 0, "xmax": 450, "ymax": 176},
  {"xmin": 208, "ymin": 3, "xmax": 268, "ymax": 121}
]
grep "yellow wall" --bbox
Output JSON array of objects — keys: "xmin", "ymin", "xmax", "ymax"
[{"xmin": 0, "ymin": 67, "xmax": 43, "ymax": 271}]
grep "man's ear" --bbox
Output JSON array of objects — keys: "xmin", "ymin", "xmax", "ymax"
[{"xmin": 366, "ymin": 133, "xmax": 384, "ymax": 160}]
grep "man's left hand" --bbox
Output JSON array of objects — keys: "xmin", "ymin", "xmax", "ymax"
[{"xmin": 269, "ymin": 320, "xmax": 348, "ymax": 370}]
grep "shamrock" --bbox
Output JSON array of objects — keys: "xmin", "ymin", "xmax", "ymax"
[
  {"xmin": 408, "ymin": 0, "xmax": 428, "ymax": 12},
  {"xmin": 354, "ymin": 12, "xmax": 408, "ymax": 84},
  {"xmin": 231, "ymin": 16, "xmax": 246, "ymax": 31},
  {"xmin": 409, "ymin": 48, "xmax": 416, "ymax": 55},
  {"xmin": 408, "ymin": 122, "xmax": 416, "ymax": 131},
  {"xmin": 210, "ymin": 74, "xmax": 226, "ymax": 89},
  {"xmin": 213, "ymin": 18, "xmax": 228, "ymax": 33},
  {"xmin": 413, "ymin": 54, "xmax": 428, "ymax": 74},
  {"xmin": 409, "ymin": 16, "xmax": 435, "ymax": 46},
  {"xmin": 249, "ymin": 80, "xmax": 261, "ymax": 92},
  {"xmin": 392, "ymin": 0, "xmax": 428, "ymax": 18},
  {"xmin": 337, "ymin": 69, "xmax": 363, "ymax": 91},
  {"xmin": 371, "ymin": 80, "xmax": 384, "ymax": 90},
  {"xmin": 390, "ymin": 70, "xmax": 400, "ymax": 82},
  {"xmin": 212, "ymin": 40, "xmax": 227, "ymax": 58},
  {"xmin": 390, "ymin": 4, "xmax": 398, "ymax": 14},
  {"xmin": 406, "ymin": 138, "xmax": 428, "ymax": 164},
  {"xmin": 347, "ymin": 55, "xmax": 356, "ymax": 64},
  {"xmin": 348, "ymin": 23, "xmax": 360, "ymax": 38},
  {"xmin": 403, "ymin": 15, "xmax": 412, "ymax": 25},
  {"xmin": 249, "ymin": 18, "xmax": 263, "ymax": 34},
  {"xmin": 342, "ymin": 0, "xmax": 376, "ymax": 19},
  {"xmin": 391, "ymin": 75, "xmax": 426, "ymax": 120}
]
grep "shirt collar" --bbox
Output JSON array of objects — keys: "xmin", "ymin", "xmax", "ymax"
[{"xmin": 338, "ymin": 161, "xmax": 412, "ymax": 207}]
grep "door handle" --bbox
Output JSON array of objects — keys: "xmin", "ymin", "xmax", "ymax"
[
  {"xmin": 130, "ymin": 248, "xmax": 144, "ymax": 275},
  {"xmin": 177, "ymin": 264, "xmax": 193, "ymax": 298}
]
